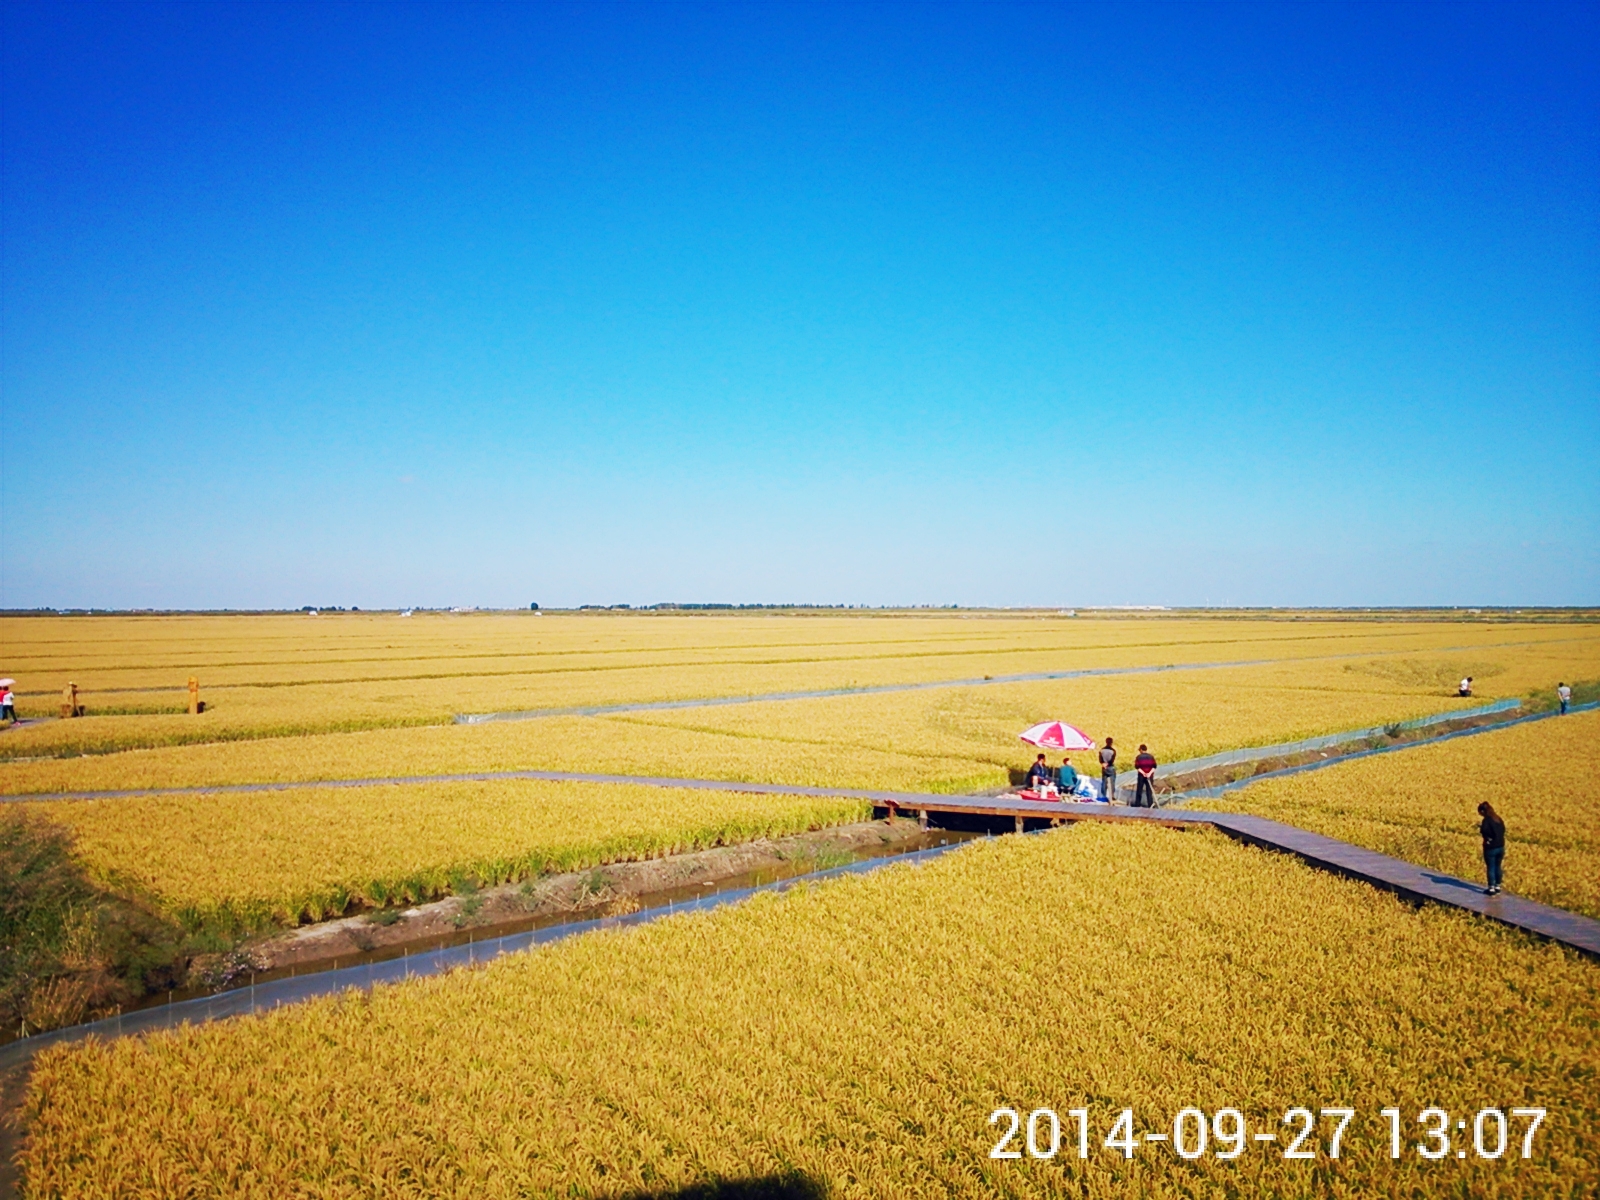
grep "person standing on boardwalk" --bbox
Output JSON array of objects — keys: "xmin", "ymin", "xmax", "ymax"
[
  {"xmin": 1099, "ymin": 737, "xmax": 1117, "ymax": 802},
  {"xmin": 0, "ymin": 684, "xmax": 15, "ymax": 724},
  {"xmin": 1478, "ymin": 801, "xmax": 1506, "ymax": 896},
  {"xmin": 1557, "ymin": 682, "xmax": 1571, "ymax": 715},
  {"xmin": 1133, "ymin": 744, "xmax": 1157, "ymax": 807}
]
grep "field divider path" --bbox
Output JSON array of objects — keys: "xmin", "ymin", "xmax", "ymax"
[
  {"xmin": 1086, "ymin": 698, "xmax": 1520, "ymax": 802},
  {"xmin": 3, "ymin": 709, "xmax": 1595, "ymax": 1066},
  {"xmin": 1157, "ymin": 700, "xmax": 1597, "ymax": 805},
  {"xmin": 0, "ymin": 698, "xmax": 1532, "ymax": 804},
  {"xmin": 449, "ymin": 631, "xmax": 1600, "ymax": 723},
  {"xmin": 451, "ymin": 657, "xmax": 1275, "ymax": 722},
  {"xmin": 3, "ymin": 796, "xmax": 1595, "ymax": 1072}
]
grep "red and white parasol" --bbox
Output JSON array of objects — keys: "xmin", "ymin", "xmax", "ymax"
[{"xmin": 1018, "ymin": 720, "xmax": 1095, "ymax": 751}]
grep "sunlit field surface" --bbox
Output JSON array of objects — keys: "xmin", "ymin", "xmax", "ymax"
[
  {"xmin": 2, "ymin": 612, "xmax": 1595, "ymax": 763},
  {"xmin": 21, "ymin": 825, "xmax": 1599, "ymax": 1199},
  {"xmin": 23, "ymin": 658, "xmax": 1590, "ymax": 935},
  {"xmin": 3, "ymin": 618, "xmax": 1598, "ymax": 800},
  {"xmin": 5, "ymin": 612, "xmax": 1597, "ymax": 955},
  {"xmin": 32, "ymin": 781, "xmax": 872, "ymax": 930},
  {"xmin": 1196, "ymin": 709, "xmax": 1600, "ymax": 919}
]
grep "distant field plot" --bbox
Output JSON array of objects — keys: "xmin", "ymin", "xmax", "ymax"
[
  {"xmin": 6, "ymin": 645, "xmax": 1594, "ymax": 798},
  {"xmin": 607, "ymin": 657, "xmax": 1570, "ymax": 779},
  {"xmin": 1195, "ymin": 709, "xmax": 1600, "ymax": 919},
  {"xmin": 21, "ymin": 824, "xmax": 1599, "ymax": 1198},
  {"xmin": 0, "ymin": 711, "xmax": 1002, "ymax": 795},
  {"xmin": 2, "ymin": 612, "xmax": 1594, "ymax": 762},
  {"xmin": 30, "ymin": 781, "xmax": 870, "ymax": 932}
]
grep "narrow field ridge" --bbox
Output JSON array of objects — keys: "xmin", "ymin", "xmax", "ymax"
[
  {"xmin": 1158, "ymin": 700, "xmax": 1597, "ymax": 804},
  {"xmin": 0, "ymin": 697, "xmax": 1537, "ymax": 803},
  {"xmin": 3, "ymin": 801, "xmax": 1595, "ymax": 1073},
  {"xmin": 451, "ymin": 656, "xmax": 1274, "ymax": 722},
  {"xmin": 449, "ymin": 631, "xmax": 1600, "ymax": 723}
]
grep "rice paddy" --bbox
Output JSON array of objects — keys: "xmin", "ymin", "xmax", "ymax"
[
  {"xmin": 6, "ymin": 611, "xmax": 1599, "ymax": 1197},
  {"xmin": 18, "ymin": 824, "xmax": 1600, "ymax": 1198},
  {"xmin": 1196, "ymin": 707, "xmax": 1600, "ymax": 919}
]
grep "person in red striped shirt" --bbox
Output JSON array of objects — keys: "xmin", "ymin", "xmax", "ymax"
[{"xmin": 1133, "ymin": 745, "xmax": 1157, "ymax": 807}]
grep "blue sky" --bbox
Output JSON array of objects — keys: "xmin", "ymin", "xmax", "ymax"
[{"xmin": 2, "ymin": 1, "xmax": 1595, "ymax": 609}]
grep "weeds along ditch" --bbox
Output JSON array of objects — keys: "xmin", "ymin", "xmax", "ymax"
[
  {"xmin": 17, "ymin": 820, "xmax": 1600, "ymax": 1199},
  {"xmin": 0, "ymin": 828, "xmax": 985, "ymax": 1066},
  {"xmin": 1163, "ymin": 700, "xmax": 1597, "ymax": 804},
  {"xmin": 3, "ymin": 698, "xmax": 1589, "ymax": 1045}
]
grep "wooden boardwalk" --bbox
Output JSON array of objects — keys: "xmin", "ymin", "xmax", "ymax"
[
  {"xmin": 7, "ymin": 768, "xmax": 1596, "ymax": 958},
  {"xmin": 874, "ymin": 793, "xmax": 1600, "ymax": 959}
]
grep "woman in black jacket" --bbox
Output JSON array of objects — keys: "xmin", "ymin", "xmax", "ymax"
[{"xmin": 1477, "ymin": 801, "xmax": 1506, "ymax": 896}]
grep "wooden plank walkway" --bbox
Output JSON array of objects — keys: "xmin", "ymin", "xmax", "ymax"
[
  {"xmin": 871, "ymin": 793, "xmax": 1600, "ymax": 959},
  {"xmin": 6, "ymin": 765, "xmax": 1596, "ymax": 958}
]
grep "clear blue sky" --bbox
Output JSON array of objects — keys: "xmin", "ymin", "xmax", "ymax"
[{"xmin": 2, "ymin": 1, "xmax": 1595, "ymax": 609}]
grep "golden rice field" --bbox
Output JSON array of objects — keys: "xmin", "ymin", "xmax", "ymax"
[
  {"xmin": 2, "ymin": 612, "xmax": 1595, "ymax": 763},
  {"xmin": 15, "ymin": 657, "xmax": 1563, "ymax": 938},
  {"xmin": 5, "ymin": 614, "xmax": 1596, "ymax": 947},
  {"xmin": 20, "ymin": 824, "xmax": 1600, "ymax": 1199},
  {"xmin": 31, "ymin": 781, "xmax": 872, "ymax": 931},
  {"xmin": 1198, "ymin": 708, "xmax": 1600, "ymax": 920},
  {"xmin": 6, "ymin": 640, "xmax": 1600, "ymax": 798}
]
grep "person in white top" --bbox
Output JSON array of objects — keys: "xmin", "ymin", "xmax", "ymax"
[
  {"xmin": 1458, "ymin": 676, "xmax": 1473, "ymax": 698},
  {"xmin": 1557, "ymin": 682, "xmax": 1571, "ymax": 715},
  {"xmin": 0, "ymin": 687, "xmax": 15, "ymax": 724}
]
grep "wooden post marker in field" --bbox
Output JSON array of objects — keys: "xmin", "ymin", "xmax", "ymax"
[
  {"xmin": 188, "ymin": 677, "xmax": 201, "ymax": 715},
  {"xmin": 61, "ymin": 682, "xmax": 84, "ymax": 718}
]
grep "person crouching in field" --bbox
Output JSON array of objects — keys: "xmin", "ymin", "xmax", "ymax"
[
  {"xmin": 1133, "ymin": 744, "xmax": 1157, "ymax": 807},
  {"xmin": 1478, "ymin": 801, "xmax": 1506, "ymax": 896},
  {"xmin": 1459, "ymin": 676, "xmax": 1474, "ymax": 697}
]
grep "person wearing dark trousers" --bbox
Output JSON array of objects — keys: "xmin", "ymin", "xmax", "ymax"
[
  {"xmin": 1133, "ymin": 744, "xmax": 1157, "ymax": 807},
  {"xmin": 1026, "ymin": 754, "xmax": 1050, "ymax": 789},
  {"xmin": 1098, "ymin": 737, "xmax": 1117, "ymax": 803},
  {"xmin": 1557, "ymin": 682, "xmax": 1571, "ymax": 715},
  {"xmin": 1478, "ymin": 801, "xmax": 1506, "ymax": 896}
]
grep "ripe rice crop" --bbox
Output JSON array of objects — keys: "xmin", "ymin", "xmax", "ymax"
[
  {"xmin": 8, "ymin": 645, "xmax": 1599, "ymax": 798},
  {"xmin": 19, "ymin": 823, "xmax": 1599, "ymax": 1197},
  {"xmin": 1195, "ymin": 708, "xmax": 1600, "ymax": 919},
  {"xmin": 28, "ymin": 781, "xmax": 870, "ymax": 931},
  {"xmin": 0, "ymin": 712, "xmax": 1002, "ymax": 795},
  {"xmin": 3, "ymin": 612, "xmax": 1594, "ymax": 761},
  {"xmin": 607, "ymin": 657, "xmax": 1558, "ymax": 776}
]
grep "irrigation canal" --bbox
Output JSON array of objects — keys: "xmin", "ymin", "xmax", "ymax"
[
  {"xmin": 3, "ymin": 701, "xmax": 1595, "ymax": 1067},
  {"xmin": 0, "ymin": 832, "xmax": 981, "ymax": 1069}
]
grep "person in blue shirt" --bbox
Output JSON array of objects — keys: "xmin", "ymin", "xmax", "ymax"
[{"xmin": 1057, "ymin": 757, "xmax": 1079, "ymax": 794}]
